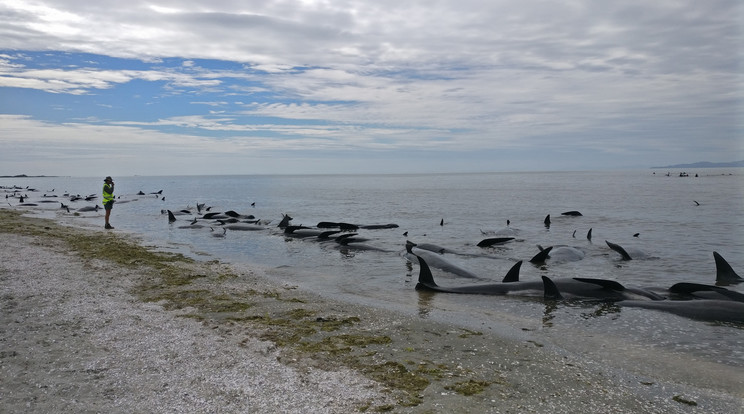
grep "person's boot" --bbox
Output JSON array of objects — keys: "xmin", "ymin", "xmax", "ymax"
[{"xmin": 105, "ymin": 223, "xmax": 114, "ymax": 229}]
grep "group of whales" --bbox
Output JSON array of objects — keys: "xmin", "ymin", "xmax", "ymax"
[
  {"xmin": 167, "ymin": 207, "xmax": 404, "ymax": 249},
  {"xmin": 2, "ymin": 185, "xmax": 164, "ymax": 212},
  {"xmin": 166, "ymin": 206, "xmax": 744, "ymax": 325},
  {"xmin": 413, "ymin": 251, "xmax": 744, "ymax": 324},
  {"xmin": 6, "ymin": 185, "xmax": 742, "ymax": 324},
  {"xmin": 163, "ymin": 204, "xmax": 744, "ymax": 325}
]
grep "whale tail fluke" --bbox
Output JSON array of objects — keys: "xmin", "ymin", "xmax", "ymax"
[
  {"xmin": 606, "ymin": 240, "xmax": 632, "ymax": 260},
  {"xmin": 405, "ymin": 240, "xmax": 417, "ymax": 254},
  {"xmin": 278, "ymin": 214, "xmax": 293, "ymax": 228},
  {"xmin": 714, "ymin": 252, "xmax": 742, "ymax": 285}
]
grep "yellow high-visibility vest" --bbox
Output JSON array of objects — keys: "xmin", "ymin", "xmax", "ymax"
[{"xmin": 103, "ymin": 184, "xmax": 114, "ymax": 203}]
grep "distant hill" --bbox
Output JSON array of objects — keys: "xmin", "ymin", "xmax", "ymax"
[
  {"xmin": 651, "ymin": 160, "xmax": 744, "ymax": 169},
  {"xmin": 0, "ymin": 174, "xmax": 55, "ymax": 178}
]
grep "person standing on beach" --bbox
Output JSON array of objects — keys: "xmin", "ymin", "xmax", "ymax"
[{"xmin": 103, "ymin": 176, "xmax": 115, "ymax": 229}]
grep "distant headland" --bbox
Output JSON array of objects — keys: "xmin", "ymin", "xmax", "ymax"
[
  {"xmin": 651, "ymin": 160, "xmax": 744, "ymax": 169},
  {"xmin": 0, "ymin": 174, "xmax": 58, "ymax": 178}
]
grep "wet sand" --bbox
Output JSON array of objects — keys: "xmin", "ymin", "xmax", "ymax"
[{"xmin": 1, "ymin": 209, "xmax": 741, "ymax": 413}]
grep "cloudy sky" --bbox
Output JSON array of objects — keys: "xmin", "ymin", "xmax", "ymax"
[{"xmin": 0, "ymin": 0, "xmax": 741, "ymax": 176}]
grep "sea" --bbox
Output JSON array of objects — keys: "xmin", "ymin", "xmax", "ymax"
[{"xmin": 3, "ymin": 169, "xmax": 744, "ymax": 372}]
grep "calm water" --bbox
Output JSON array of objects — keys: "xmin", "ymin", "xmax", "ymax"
[{"xmin": 4, "ymin": 170, "xmax": 744, "ymax": 369}]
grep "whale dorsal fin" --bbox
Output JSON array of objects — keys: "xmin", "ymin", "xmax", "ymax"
[
  {"xmin": 501, "ymin": 260, "xmax": 523, "ymax": 283},
  {"xmin": 415, "ymin": 255, "xmax": 438, "ymax": 288},
  {"xmin": 714, "ymin": 252, "xmax": 742, "ymax": 284},
  {"xmin": 529, "ymin": 246, "xmax": 553, "ymax": 263},
  {"xmin": 542, "ymin": 276, "xmax": 563, "ymax": 300}
]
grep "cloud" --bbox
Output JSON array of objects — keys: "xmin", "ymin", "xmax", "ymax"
[
  {"xmin": 0, "ymin": 0, "xmax": 741, "ymax": 175},
  {"xmin": 0, "ymin": 56, "xmax": 224, "ymax": 94}
]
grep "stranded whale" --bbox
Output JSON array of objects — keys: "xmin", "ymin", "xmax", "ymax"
[
  {"xmin": 405, "ymin": 242, "xmax": 481, "ymax": 279},
  {"xmin": 415, "ymin": 256, "xmax": 665, "ymax": 301},
  {"xmin": 617, "ymin": 300, "xmax": 744, "ymax": 324}
]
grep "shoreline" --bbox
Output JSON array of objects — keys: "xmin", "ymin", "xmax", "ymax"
[{"xmin": 1, "ymin": 209, "xmax": 741, "ymax": 413}]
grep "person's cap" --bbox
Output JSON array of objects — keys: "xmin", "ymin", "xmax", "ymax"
[{"xmin": 104, "ymin": 176, "xmax": 112, "ymax": 181}]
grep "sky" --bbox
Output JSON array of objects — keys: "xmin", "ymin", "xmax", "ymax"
[{"xmin": 0, "ymin": 0, "xmax": 742, "ymax": 176}]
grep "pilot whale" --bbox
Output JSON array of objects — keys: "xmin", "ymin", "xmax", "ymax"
[
  {"xmin": 477, "ymin": 237, "xmax": 515, "ymax": 248},
  {"xmin": 405, "ymin": 242, "xmax": 481, "ymax": 279},
  {"xmin": 529, "ymin": 245, "xmax": 585, "ymax": 264},
  {"xmin": 668, "ymin": 282, "xmax": 744, "ymax": 302},
  {"xmin": 77, "ymin": 205, "xmax": 100, "ymax": 212},
  {"xmin": 415, "ymin": 256, "xmax": 526, "ymax": 294},
  {"xmin": 617, "ymin": 300, "xmax": 744, "ymax": 324},
  {"xmin": 541, "ymin": 276, "xmax": 667, "ymax": 301},
  {"xmin": 605, "ymin": 240, "xmax": 653, "ymax": 260},
  {"xmin": 415, "ymin": 256, "xmax": 664, "ymax": 301}
]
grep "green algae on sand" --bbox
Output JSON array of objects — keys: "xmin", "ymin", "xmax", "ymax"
[{"xmin": 0, "ymin": 209, "xmax": 502, "ymax": 410}]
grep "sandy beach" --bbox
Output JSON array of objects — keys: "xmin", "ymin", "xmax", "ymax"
[{"xmin": 1, "ymin": 209, "xmax": 742, "ymax": 413}]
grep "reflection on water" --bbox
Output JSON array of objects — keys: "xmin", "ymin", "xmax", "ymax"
[
  {"xmin": 416, "ymin": 291, "xmax": 435, "ymax": 319},
  {"xmin": 581, "ymin": 302, "xmax": 622, "ymax": 319},
  {"xmin": 542, "ymin": 301, "xmax": 558, "ymax": 327}
]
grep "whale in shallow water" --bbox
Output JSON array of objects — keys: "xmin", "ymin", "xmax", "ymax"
[
  {"xmin": 547, "ymin": 246, "xmax": 585, "ymax": 263},
  {"xmin": 561, "ymin": 211, "xmax": 583, "ymax": 216},
  {"xmin": 411, "ymin": 243, "xmax": 451, "ymax": 254},
  {"xmin": 540, "ymin": 276, "xmax": 667, "ymax": 301},
  {"xmin": 667, "ymin": 282, "xmax": 744, "ymax": 302},
  {"xmin": 617, "ymin": 300, "xmax": 744, "ymax": 324},
  {"xmin": 202, "ymin": 212, "xmax": 230, "ymax": 220},
  {"xmin": 333, "ymin": 234, "xmax": 391, "ymax": 252},
  {"xmin": 415, "ymin": 256, "xmax": 525, "ymax": 294},
  {"xmin": 223, "ymin": 223, "xmax": 266, "ymax": 231},
  {"xmin": 317, "ymin": 221, "xmax": 360, "ymax": 231},
  {"xmin": 477, "ymin": 237, "xmax": 515, "ymax": 248},
  {"xmin": 415, "ymin": 256, "xmax": 665, "ymax": 301},
  {"xmin": 317, "ymin": 221, "xmax": 399, "ymax": 230},
  {"xmin": 405, "ymin": 242, "xmax": 481, "ymax": 279},
  {"xmin": 605, "ymin": 240, "xmax": 653, "ymax": 260},
  {"xmin": 77, "ymin": 205, "xmax": 99, "ymax": 212},
  {"xmin": 284, "ymin": 225, "xmax": 328, "ymax": 238},
  {"xmin": 530, "ymin": 245, "xmax": 585, "ymax": 264},
  {"xmin": 224, "ymin": 210, "xmax": 255, "ymax": 220}
]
